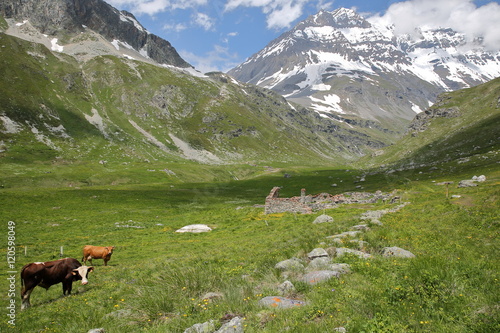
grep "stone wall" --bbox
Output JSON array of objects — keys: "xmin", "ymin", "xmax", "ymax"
[{"xmin": 264, "ymin": 187, "xmax": 394, "ymax": 214}]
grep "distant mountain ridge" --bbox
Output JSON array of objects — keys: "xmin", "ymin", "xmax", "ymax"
[
  {"xmin": 0, "ymin": 0, "xmax": 191, "ymax": 67},
  {"xmin": 228, "ymin": 8, "xmax": 500, "ymax": 135}
]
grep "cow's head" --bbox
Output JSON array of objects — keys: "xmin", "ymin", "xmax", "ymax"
[
  {"xmin": 106, "ymin": 246, "xmax": 115, "ymax": 255},
  {"xmin": 72, "ymin": 266, "xmax": 94, "ymax": 285}
]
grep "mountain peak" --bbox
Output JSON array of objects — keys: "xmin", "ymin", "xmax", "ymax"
[{"xmin": 308, "ymin": 7, "xmax": 371, "ymax": 29}]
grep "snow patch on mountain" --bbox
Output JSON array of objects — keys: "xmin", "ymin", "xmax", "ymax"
[{"xmin": 310, "ymin": 94, "xmax": 344, "ymax": 114}]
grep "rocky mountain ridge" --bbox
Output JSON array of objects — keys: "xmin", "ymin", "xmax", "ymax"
[
  {"xmin": 228, "ymin": 8, "xmax": 500, "ymax": 135},
  {"xmin": 0, "ymin": 0, "xmax": 190, "ymax": 67}
]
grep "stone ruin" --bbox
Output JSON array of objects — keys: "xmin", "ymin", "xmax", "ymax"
[{"xmin": 264, "ymin": 187, "xmax": 397, "ymax": 214}]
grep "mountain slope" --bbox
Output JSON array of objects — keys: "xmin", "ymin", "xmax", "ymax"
[
  {"xmin": 0, "ymin": 30, "xmax": 389, "ymax": 169},
  {"xmin": 359, "ymin": 77, "xmax": 500, "ymax": 169},
  {"xmin": 228, "ymin": 8, "xmax": 500, "ymax": 138},
  {"xmin": 0, "ymin": 0, "xmax": 190, "ymax": 67}
]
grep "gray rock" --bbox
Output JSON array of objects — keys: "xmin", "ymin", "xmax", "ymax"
[
  {"xmin": 382, "ymin": 247, "xmax": 415, "ymax": 258},
  {"xmin": 307, "ymin": 257, "xmax": 332, "ymax": 270},
  {"xmin": 275, "ymin": 258, "xmax": 304, "ymax": 271},
  {"xmin": 313, "ymin": 214, "xmax": 334, "ymax": 224},
  {"xmin": 302, "ymin": 270, "xmax": 340, "ymax": 285},
  {"xmin": 176, "ymin": 224, "xmax": 212, "ymax": 233},
  {"xmin": 259, "ymin": 296, "xmax": 307, "ymax": 309},
  {"xmin": 326, "ymin": 231, "xmax": 360, "ymax": 239},
  {"xmin": 336, "ymin": 248, "xmax": 372, "ymax": 259},
  {"xmin": 277, "ymin": 280, "xmax": 296, "ymax": 295},
  {"xmin": 350, "ymin": 224, "xmax": 370, "ymax": 231},
  {"xmin": 201, "ymin": 292, "xmax": 224, "ymax": 301},
  {"xmin": 216, "ymin": 317, "xmax": 244, "ymax": 333},
  {"xmin": 184, "ymin": 320, "xmax": 216, "ymax": 333},
  {"xmin": 88, "ymin": 329, "xmax": 105, "ymax": 333},
  {"xmin": 458, "ymin": 180, "xmax": 477, "ymax": 188},
  {"xmin": 472, "ymin": 175, "xmax": 486, "ymax": 182},
  {"xmin": 307, "ymin": 248, "xmax": 329, "ymax": 259}
]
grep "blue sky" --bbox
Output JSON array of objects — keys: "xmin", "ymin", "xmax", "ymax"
[{"xmin": 104, "ymin": 0, "xmax": 500, "ymax": 73}]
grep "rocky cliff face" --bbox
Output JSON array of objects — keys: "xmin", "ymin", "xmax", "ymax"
[{"xmin": 0, "ymin": 0, "xmax": 191, "ymax": 68}]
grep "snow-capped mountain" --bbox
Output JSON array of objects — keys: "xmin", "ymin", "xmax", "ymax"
[{"xmin": 228, "ymin": 8, "xmax": 500, "ymax": 133}]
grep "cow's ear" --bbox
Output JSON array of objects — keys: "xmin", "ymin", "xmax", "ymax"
[
  {"xmin": 72, "ymin": 269, "xmax": 78, "ymax": 275},
  {"xmin": 88, "ymin": 266, "xmax": 94, "ymax": 273}
]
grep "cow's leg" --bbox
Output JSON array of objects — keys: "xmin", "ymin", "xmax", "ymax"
[
  {"xmin": 21, "ymin": 276, "xmax": 41, "ymax": 310},
  {"xmin": 62, "ymin": 280, "xmax": 73, "ymax": 295},
  {"xmin": 104, "ymin": 258, "xmax": 108, "ymax": 266},
  {"xmin": 21, "ymin": 288, "xmax": 34, "ymax": 310}
]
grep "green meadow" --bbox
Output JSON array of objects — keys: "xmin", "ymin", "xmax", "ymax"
[{"xmin": 0, "ymin": 157, "xmax": 498, "ymax": 332}]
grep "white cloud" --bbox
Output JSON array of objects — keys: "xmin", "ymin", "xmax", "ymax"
[
  {"xmin": 193, "ymin": 12, "xmax": 216, "ymax": 30},
  {"xmin": 369, "ymin": 0, "xmax": 500, "ymax": 50},
  {"xmin": 106, "ymin": 0, "xmax": 208, "ymax": 15},
  {"xmin": 180, "ymin": 44, "xmax": 241, "ymax": 73},
  {"xmin": 224, "ymin": 0, "xmax": 311, "ymax": 29},
  {"xmin": 163, "ymin": 22, "xmax": 188, "ymax": 32}
]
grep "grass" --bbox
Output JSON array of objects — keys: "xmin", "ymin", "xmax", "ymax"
[{"xmin": 0, "ymin": 155, "xmax": 498, "ymax": 332}]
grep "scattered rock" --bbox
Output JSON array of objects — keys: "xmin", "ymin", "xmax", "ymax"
[
  {"xmin": 350, "ymin": 224, "xmax": 370, "ymax": 231},
  {"xmin": 458, "ymin": 180, "xmax": 477, "ymax": 188},
  {"xmin": 259, "ymin": 296, "xmax": 306, "ymax": 308},
  {"xmin": 275, "ymin": 258, "xmax": 304, "ymax": 271},
  {"xmin": 327, "ymin": 231, "xmax": 360, "ymax": 239},
  {"xmin": 335, "ymin": 248, "xmax": 372, "ymax": 259},
  {"xmin": 88, "ymin": 329, "xmax": 105, "ymax": 333},
  {"xmin": 202, "ymin": 292, "xmax": 224, "ymax": 302},
  {"xmin": 175, "ymin": 224, "xmax": 212, "ymax": 233},
  {"xmin": 382, "ymin": 247, "xmax": 415, "ymax": 258},
  {"xmin": 277, "ymin": 280, "xmax": 296, "ymax": 295},
  {"xmin": 313, "ymin": 214, "xmax": 334, "ymax": 224},
  {"xmin": 183, "ymin": 320, "xmax": 216, "ymax": 333},
  {"xmin": 307, "ymin": 248, "xmax": 329, "ymax": 259},
  {"xmin": 302, "ymin": 270, "xmax": 340, "ymax": 285},
  {"xmin": 472, "ymin": 175, "xmax": 486, "ymax": 182},
  {"xmin": 216, "ymin": 316, "xmax": 244, "ymax": 333}
]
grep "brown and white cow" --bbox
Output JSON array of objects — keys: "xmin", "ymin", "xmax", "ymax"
[
  {"xmin": 20, "ymin": 257, "xmax": 93, "ymax": 310},
  {"xmin": 82, "ymin": 245, "xmax": 115, "ymax": 266}
]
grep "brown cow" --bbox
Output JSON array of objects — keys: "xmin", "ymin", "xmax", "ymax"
[
  {"xmin": 21, "ymin": 257, "xmax": 93, "ymax": 310},
  {"xmin": 82, "ymin": 245, "xmax": 115, "ymax": 266}
]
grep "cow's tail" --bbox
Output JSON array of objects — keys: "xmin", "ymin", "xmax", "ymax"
[{"xmin": 20, "ymin": 263, "xmax": 30, "ymax": 290}]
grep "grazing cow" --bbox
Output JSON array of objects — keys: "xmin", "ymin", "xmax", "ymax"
[
  {"xmin": 20, "ymin": 257, "xmax": 93, "ymax": 310},
  {"xmin": 82, "ymin": 245, "xmax": 115, "ymax": 266}
]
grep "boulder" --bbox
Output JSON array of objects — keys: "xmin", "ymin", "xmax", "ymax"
[
  {"xmin": 335, "ymin": 248, "xmax": 372, "ymax": 259},
  {"xmin": 382, "ymin": 247, "xmax": 415, "ymax": 258},
  {"xmin": 259, "ymin": 296, "xmax": 307, "ymax": 308},
  {"xmin": 302, "ymin": 270, "xmax": 340, "ymax": 285},
  {"xmin": 458, "ymin": 180, "xmax": 477, "ymax": 188},
  {"xmin": 176, "ymin": 224, "xmax": 212, "ymax": 233},
  {"xmin": 184, "ymin": 320, "xmax": 216, "ymax": 333},
  {"xmin": 307, "ymin": 248, "xmax": 329, "ymax": 259},
  {"xmin": 275, "ymin": 258, "xmax": 304, "ymax": 271},
  {"xmin": 326, "ymin": 231, "xmax": 360, "ymax": 239},
  {"xmin": 277, "ymin": 280, "xmax": 296, "ymax": 295},
  {"xmin": 216, "ymin": 317, "xmax": 244, "ymax": 333},
  {"xmin": 313, "ymin": 214, "xmax": 334, "ymax": 224}
]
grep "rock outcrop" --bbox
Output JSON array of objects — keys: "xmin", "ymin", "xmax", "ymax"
[{"xmin": 0, "ymin": 0, "xmax": 191, "ymax": 67}]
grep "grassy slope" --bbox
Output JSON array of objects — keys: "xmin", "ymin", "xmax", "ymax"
[
  {"xmin": 0, "ymin": 33, "xmax": 385, "ymax": 178},
  {"xmin": 0, "ymin": 155, "xmax": 498, "ymax": 332},
  {"xmin": 359, "ymin": 77, "xmax": 500, "ymax": 169}
]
